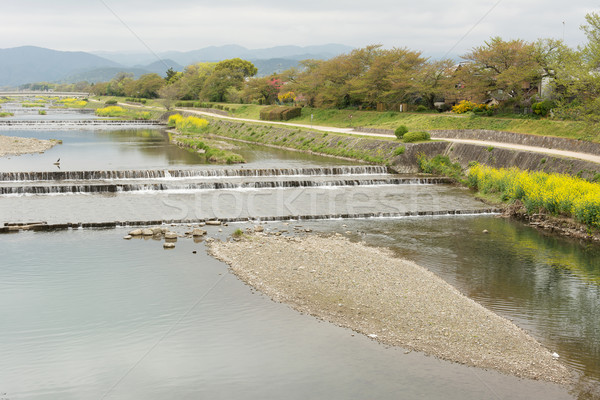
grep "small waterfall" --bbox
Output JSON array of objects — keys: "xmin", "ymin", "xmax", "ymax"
[
  {"xmin": 0, "ymin": 166, "xmax": 391, "ymax": 182},
  {"xmin": 0, "ymin": 177, "xmax": 453, "ymax": 196}
]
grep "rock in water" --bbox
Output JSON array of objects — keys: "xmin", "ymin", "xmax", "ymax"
[
  {"xmin": 192, "ymin": 228, "xmax": 207, "ymax": 237},
  {"xmin": 163, "ymin": 242, "xmax": 175, "ymax": 249},
  {"xmin": 206, "ymin": 220, "xmax": 222, "ymax": 226},
  {"xmin": 142, "ymin": 229, "xmax": 154, "ymax": 236},
  {"xmin": 254, "ymin": 225, "xmax": 264, "ymax": 232},
  {"xmin": 165, "ymin": 231, "xmax": 178, "ymax": 240},
  {"xmin": 129, "ymin": 229, "xmax": 143, "ymax": 236},
  {"xmin": 123, "ymin": 235, "xmax": 132, "ymax": 240}
]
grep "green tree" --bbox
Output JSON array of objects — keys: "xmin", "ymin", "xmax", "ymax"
[
  {"xmin": 134, "ymin": 73, "xmax": 165, "ymax": 98},
  {"xmin": 461, "ymin": 37, "xmax": 541, "ymax": 107},
  {"xmin": 214, "ymin": 58, "xmax": 258, "ymax": 78}
]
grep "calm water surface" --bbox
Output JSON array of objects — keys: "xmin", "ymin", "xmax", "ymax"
[
  {"xmin": 0, "ymin": 229, "xmax": 572, "ymax": 400},
  {"xmin": 0, "ymin": 128, "xmax": 354, "ymax": 172},
  {"xmin": 1, "ymin": 123, "xmax": 598, "ymax": 398}
]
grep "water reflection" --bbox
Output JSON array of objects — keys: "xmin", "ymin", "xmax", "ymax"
[
  {"xmin": 0, "ymin": 128, "xmax": 354, "ymax": 171},
  {"xmin": 308, "ymin": 216, "xmax": 600, "ymax": 395}
]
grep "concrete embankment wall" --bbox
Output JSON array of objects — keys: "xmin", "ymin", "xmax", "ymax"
[{"xmin": 441, "ymin": 143, "xmax": 600, "ymax": 179}]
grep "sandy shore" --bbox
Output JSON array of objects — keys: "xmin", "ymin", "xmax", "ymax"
[
  {"xmin": 209, "ymin": 233, "xmax": 571, "ymax": 384},
  {"xmin": 0, "ymin": 135, "xmax": 59, "ymax": 157}
]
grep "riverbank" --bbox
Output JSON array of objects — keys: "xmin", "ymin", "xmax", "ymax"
[
  {"xmin": 0, "ymin": 134, "xmax": 59, "ymax": 157},
  {"xmin": 209, "ymin": 233, "xmax": 571, "ymax": 385}
]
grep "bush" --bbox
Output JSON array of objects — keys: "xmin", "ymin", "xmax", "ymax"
[
  {"xmin": 452, "ymin": 100, "xmax": 491, "ymax": 114},
  {"xmin": 174, "ymin": 116, "xmax": 209, "ymax": 133},
  {"xmin": 417, "ymin": 154, "xmax": 465, "ymax": 182},
  {"xmin": 393, "ymin": 146, "xmax": 406, "ymax": 156},
  {"xmin": 416, "ymin": 105, "xmax": 428, "ymax": 112},
  {"xmin": 96, "ymin": 106, "xmax": 126, "ymax": 117},
  {"xmin": 532, "ymin": 100, "xmax": 555, "ymax": 117},
  {"xmin": 394, "ymin": 125, "xmax": 409, "ymax": 139},
  {"xmin": 403, "ymin": 131, "xmax": 431, "ymax": 143},
  {"xmin": 168, "ymin": 114, "xmax": 184, "ymax": 127},
  {"xmin": 468, "ymin": 164, "xmax": 600, "ymax": 228},
  {"xmin": 105, "ymin": 99, "xmax": 118, "ymax": 105},
  {"xmin": 437, "ymin": 103, "xmax": 452, "ymax": 113},
  {"xmin": 260, "ymin": 106, "xmax": 302, "ymax": 121}
]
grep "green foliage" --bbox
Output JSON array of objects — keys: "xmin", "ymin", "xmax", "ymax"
[
  {"xmin": 105, "ymin": 99, "xmax": 118, "ymax": 105},
  {"xmin": 417, "ymin": 154, "xmax": 465, "ymax": 182},
  {"xmin": 531, "ymin": 100, "xmax": 555, "ymax": 117},
  {"xmin": 232, "ymin": 228, "xmax": 244, "ymax": 238},
  {"xmin": 38, "ymin": 110, "xmax": 47, "ymax": 115},
  {"xmin": 0, "ymin": 112, "xmax": 14, "ymax": 117},
  {"xmin": 402, "ymin": 131, "xmax": 431, "ymax": 143},
  {"xmin": 394, "ymin": 125, "xmax": 408, "ymax": 139},
  {"xmin": 125, "ymin": 97, "xmax": 147, "ymax": 104},
  {"xmin": 393, "ymin": 146, "xmax": 406, "ymax": 156},
  {"xmin": 416, "ymin": 105, "xmax": 428, "ymax": 112}
]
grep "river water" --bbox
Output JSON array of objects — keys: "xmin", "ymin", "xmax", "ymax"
[{"xmin": 0, "ymin": 116, "xmax": 598, "ymax": 399}]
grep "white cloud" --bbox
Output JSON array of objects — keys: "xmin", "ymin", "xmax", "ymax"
[{"xmin": 0, "ymin": 0, "xmax": 593, "ymax": 58}]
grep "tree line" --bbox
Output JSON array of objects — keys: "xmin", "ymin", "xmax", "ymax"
[{"xmin": 29, "ymin": 12, "xmax": 600, "ymax": 124}]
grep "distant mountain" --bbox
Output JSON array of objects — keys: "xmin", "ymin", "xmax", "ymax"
[
  {"xmin": 94, "ymin": 44, "xmax": 354, "ymax": 67},
  {"xmin": 0, "ymin": 46, "xmax": 119, "ymax": 87},
  {"xmin": 0, "ymin": 44, "xmax": 353, "ymax": 87},
  {"xmin": 136, "ymin": 59, "xmax": 184, "ymax": 75},
  {"xmin": 60, "ymin": 67, "xmax": 152, "ymax": 84},
  {"xmin": 251, "ymin": 58, "xmax": 302, "ymax": 77}
]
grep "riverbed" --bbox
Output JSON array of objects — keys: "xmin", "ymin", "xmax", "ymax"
[{"xmin": 1, "ymin": 113, "xmax": 599, "ymax": 399}]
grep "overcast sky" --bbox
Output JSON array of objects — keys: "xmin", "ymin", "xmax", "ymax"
[{"xmin": 0, "ymin": 1, "xmax": 596, "ymax": 58}]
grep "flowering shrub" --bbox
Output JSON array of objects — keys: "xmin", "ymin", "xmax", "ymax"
[
  {"xmin": 278, "ymin": 91, "xmax": 297, "ymax": 104},
  {"xmin": 168, "ymin": 114, "xmax": 184, "ymax": 127},
  {"xmin": 468, "ymin": 164, "xmax": 600, "ymax": 228},
  {"xmin": 95, "ymin": 106, "xmax": 151, "ymax": 120},
  {"xmin": 95, "ymin": 106, "xmax": 126, "ymax": 117},
  {"xmin": 452, "ymin": 100, "xmax": 490, "ymax": 114},
  {"xmin": 173, "ymin": 115, "xmax": 209, "ymax": 133}
]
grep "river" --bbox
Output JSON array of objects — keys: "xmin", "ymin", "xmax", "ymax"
[{"xmin": 0, "ymin": 109, "xmax": 598, "ymax": 399}]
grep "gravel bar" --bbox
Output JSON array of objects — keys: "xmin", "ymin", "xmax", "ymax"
[
  {"xmin": 209, "ymin": 233, "xmax": 571, "ymax": 384},
  {"xmin": 0, "ymin": 135, "xmax": 58, "ymax": 157}
]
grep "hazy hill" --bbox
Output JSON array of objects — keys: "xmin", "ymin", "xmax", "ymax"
[
  {"xmin": 0, "ymin": 44, "xmax": 353, "ymax": 87},
  {"xmin": 0, "ymin": 46, "xmax": 119, "ymax": 86},
  {"xmin": 95, "ymin": 44, "xmax": 353, "ymax": 66}
]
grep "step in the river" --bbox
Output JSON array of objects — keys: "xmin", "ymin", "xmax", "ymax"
[
  {"xmin": 0, "ymin": 208, "xmax": 501, "ymax": 232},
  {"xmin": 0, "ymin": 177, "xmax": 454, "ymax": 195},
  {"xmin": 0, "ymin": 166, "xmax": 392, "ymax": 182},
  {"xmin": 0, "ymin": 119, "xmax": 165, "ymax": 129}
]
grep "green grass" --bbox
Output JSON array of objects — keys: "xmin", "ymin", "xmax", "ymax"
[
  {"xmin": 201, "ymin": 118, "xmax": 404, "ymax": 165},
  {"xmin": 224, "ymin": 104, "xmax": 594, "ymax": 142},
  {"xmin": 0, "ymin": 112, "xmax": 14, "ymax": 117}
]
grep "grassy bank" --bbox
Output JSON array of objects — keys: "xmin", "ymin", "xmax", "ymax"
[
  {"xmin": 202, "ymin": 117, "xmax": 407, "ymax": 165},
  {"xmin": 168, "ymin": 115, "xmax": 245, "ymax": 164},
  {"xmin": 220, "ymin": 104, "xmax": 593, "ymax": 142}
]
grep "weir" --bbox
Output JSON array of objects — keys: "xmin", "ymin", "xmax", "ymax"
[
  {"xmin": 0, "ymin": 166, "xmax": 391, "ymax": 182},
  {"xmin": 0, "ymin": 119, "xmax": 166, "ymax": 129},
  {"xmin": 0, "ymin": 177, "xmax": 453, "ymax": 195}
]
